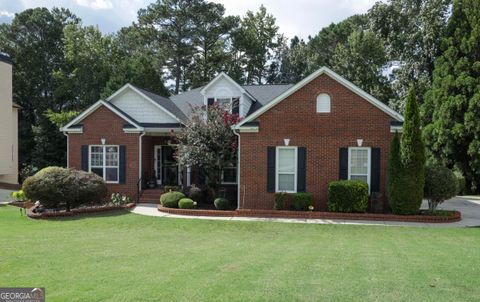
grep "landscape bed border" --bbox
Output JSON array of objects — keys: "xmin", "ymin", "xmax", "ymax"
[
  {"xmin": 25, "ymin": 203, "xmax": 136, "ymax": 219},
  {"xmin": 157, "ymin": 206, "xmax": 461, "ymax": 223}
]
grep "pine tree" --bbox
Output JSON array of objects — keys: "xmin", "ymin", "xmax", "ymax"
[{"xmin": 422, "ymin": 0, "xmax": 480, "ymax": 192}]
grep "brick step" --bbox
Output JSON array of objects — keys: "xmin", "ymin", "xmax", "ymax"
[
  {"xmin": 139, "ymin": 198, "xmax": 160, "ymax": 204},
  {"xmin": 141, "ymin": 194, "xmax": 162, "ymax": 198}
]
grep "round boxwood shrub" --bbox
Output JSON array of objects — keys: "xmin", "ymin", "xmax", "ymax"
[
  {"xmin": 424, "ymin": 165, "xmax": 457, "ymax": 212},
  {"xmin": 328, "ymin": 180, "xmax": 368, "ymax": 213},
  {"xmin": 22, "ymin": 167, "xmax": 107, "ymax": 211},
  {"xmin": 178, "ymin": 198, "xmax": 195, "ymax": 209},
  {"xmin": 291, "ymin": 193, "xmax": 313, "ymax": 211},
  {"xmin": 160, "ymin": 191, "xmax": 185, "ymax": 208},
  {"xmin": 214, "ymin": 198, "xmax": 230, "ymax": 210}
]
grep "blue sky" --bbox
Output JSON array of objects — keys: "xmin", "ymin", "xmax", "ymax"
[{"xmin": 0, "ymin": 0, "xmax": 381, "ymax": 39}]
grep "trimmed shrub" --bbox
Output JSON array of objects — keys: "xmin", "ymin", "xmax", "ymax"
[
  {"xmin": 454, "ymin": 170, "xmax": 466, "ymax": 195},
  {"xmin": 424, "ymin": 165, "xmax": 457, "ymax": 212},
  {"xmin": 163, "ymin": 185, "xmax": 181, "ymax": 192},
  {"xmin": 274, "ymin": 192, "xmax": 288, "ymax": 210},
  {"xmin": 291, "ymin": 193, "xmax": 313, "ymax": 211},
  {"xmin": 328, "ymin": 180, "xmax": 368, "ymax": 213},
  {"xmin": 10, "ymin": 190, "xmax": 27, "ymax": 201},
  {"xmin": 160, "ymin": 191, "xmax": 185, "ymax": 208},
  {"xmin": 184, "ymin": 185, "xmax": 205, "ymax": 203},
  {"xmin": 22, "ymin": 167, "xmax": 107, "ymax": 211},
  {"xmin": 179, "ymin": 198, "xmax": 195, "ymax": 209},
  {"xmin": 214, "ymin": 198, "xmax": 230, "ymax": 210}
]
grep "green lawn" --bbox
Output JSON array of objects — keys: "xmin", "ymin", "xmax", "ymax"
[{"xmin": 0, "ymin": 205, "xmax": 479, "ymax": 301}]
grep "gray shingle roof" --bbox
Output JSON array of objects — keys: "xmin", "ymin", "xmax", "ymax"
[{"xmin": 132, "ymin": 85, "xmax": 187, "ymax": 121}]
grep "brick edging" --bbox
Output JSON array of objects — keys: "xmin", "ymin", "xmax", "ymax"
[
  {"xmin": 27, "ymin": 203, "xmax": 136, "ymax": 219},
  {"xmin": 158, "ymin": 206, "xmax": 461, "ymax": 223}
]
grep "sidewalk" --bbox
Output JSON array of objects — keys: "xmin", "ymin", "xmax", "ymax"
[{"xmin": 131, "ymin": 197, "xmax": 480, "ymax": 228}]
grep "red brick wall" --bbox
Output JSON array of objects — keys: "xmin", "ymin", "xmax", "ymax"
[
  {"xmin": 239, "ymin": 74, "xmax": 395, "ymax": 210},
  {"xmin": 69, "ymin": 106, "xmax": 140, "ymax": 198}
]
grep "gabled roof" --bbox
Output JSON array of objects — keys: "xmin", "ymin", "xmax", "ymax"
[
  {"xmin": 200, "ymin": 72, "xmax": 246, "ymax": 95},
  {"xmin": 107, "ymin": 83, "xmax": 185, "ymax": 122},
  {"xmin": 236, "ymin": 66, "xmax": 404, "ymax": 129},
  {"xmin": 61, "ymin": 100, "xmax": 143, "ymax": 132}
]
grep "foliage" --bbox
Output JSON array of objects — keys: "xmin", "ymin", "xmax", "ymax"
[
  {"xmin": 394, "ymin": 86, "xmax": 425, "ymax": 214},
  {"xmin": 19, "ymin": 164, "xmax": 39, "ymax": 184},
  {"xmin": 110, "ymin": 193, "xmax": 132, "ymax": 205},
  {"xmin": 178, "ymin": 198, "xmax": 195, "ymax": 209},
  {"xmin": 274, "ymin": 192, "xmax": 288, "ymax": 210},
  {"xmin": 387, "ymin": 132, "xmax": 406, "ymax": 213},
  {"xmin": 327, "ymin": 180, "xmax": 369, "ymax": 213},
  {"xmin": 454, "ymin": 171, "xmax": 466, "ymax": 196},
  {"xmin": 424, "ymin": 165, "xmax": 457, "ymax": 212},
  {"xmin": 44, "ymin": 109, "xmax": 79, "ymax": 128},
  {"xmin": 184, "ymin": 185, "xmax": 205, "ymax": 203},
  {"xmin": 10, "ymin": 190, "xmax": 27, "ymax": 202},
  {"xmin": 160, "ymin": 191, "xmax": 185, "ymax": 208},
  {"xmin": 422, "ymin": 0, "xmax": 480, "ymax": 193},
  {"xmin": 175, "ymin": 104, "xmax": 240, "ymax": 191},
  {"xmin": 22, "ymin": 167, "xmax": 106, "ymax": 211},
  {"xmin": 291, "ymin": 193, "xmax": 313, "ymax": 211},
  {"xmin": 163, "ymin": 185, "xmax": 181, "ymax": 192},
  {"xmin": 214, "ymin": 197, "xmax": 230, "ymax": 210}
]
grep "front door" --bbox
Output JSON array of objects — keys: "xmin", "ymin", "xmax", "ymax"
[{"xmin": 154, "ymin": 145, "xmax": 179, "ymax": 185}]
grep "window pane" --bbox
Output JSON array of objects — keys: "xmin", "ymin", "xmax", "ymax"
[
  {"xmin": 90, "ymin": 146, "xmax": 104, "ymax": 166},
  {"xmin": 350, "ymin": 149, "xmax": 368, "ymax": 174},
  {"xmin": 223, "ymin": 168, "xmax": 236, "ymax": 183},
  {"xmin": 91, "ymin": 167, "xmax": 103, "ymax": 177},
  {"xmin": 106, "ymin": 168, "xmax": 118, "ymax": 182},
  {"xmin": 216, "ymin": 98, "xmax": 231, "ymax": 110},
  {"xmin": 106, "ymin": 146, "xmax": 118, "ymax": 167},
  {"xmin": 278, "ymin": 174, "xmax": 295, "ymax": 191},
  {"xmin": 278, "ymin": 149, "xmax": 295, "ymax": 172},
  {"xmin": 351, "ymin": 175, "xmax": 368, "ymax": 183}
]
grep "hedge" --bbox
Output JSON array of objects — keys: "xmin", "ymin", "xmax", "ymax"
[
  {"xmin": 328, "ymin": 180, "xmax": 368, "ymax": 213},
  {"xmin": 291, "ymin": 193, "xmax": 313, "ymax": 211},
  {"xmin": 178, "ymin": 198, "xmax": 195, "ymax": 209},
  {"xmin": 160, "ymin": 191, "xmax": 185, "ymax": 208}
]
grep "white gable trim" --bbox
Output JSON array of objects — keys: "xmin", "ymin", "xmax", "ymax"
[
  {"xmin": 200, "ymin": 72, "xmax": 246, "ymax": 95},
  {"xmin": 61, "ymin": 100, "xmax": 143, "ymax": 132},
  {"xmin": 107, "ymin": 83, "xmax": 183, "ymax": 123},
  {"xmin": 235, "ymin": 67, "xmax": 404, "ymax": 128}
]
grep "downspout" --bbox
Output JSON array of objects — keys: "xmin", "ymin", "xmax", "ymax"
[
  {"xmin": 138, "ymin": 132, "xmax": 146, "ymax": 191},
  {"xmin": 63, "ymin": 132, "xmax": 69, "ymax": 168},
  {"xmin": 233, "ymin": 128, "xmax": 241, "ymax": 210}
]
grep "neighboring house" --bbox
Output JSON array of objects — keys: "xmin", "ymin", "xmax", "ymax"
[
  {"xmin": 0, "ymin": 53, "xmax": 20, "ymax": 185},
  {"xmin": 61, "ymin": 67, "xmax": 403, "ymax": 210}
]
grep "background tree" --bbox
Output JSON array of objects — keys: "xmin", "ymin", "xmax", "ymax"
[
  {"xmin": 174, "ymin": 104, "xmax": 240, "ymax": 192},
  {"xmin": 422, "ymin": 0, "xmax": 480, "ymax": 193},
  {"xmin": 331, "ymin": 30, "xmax": 393, "ymax": 103}
]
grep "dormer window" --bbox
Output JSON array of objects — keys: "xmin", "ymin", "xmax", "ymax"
[{"xmin": 209, "ymin": 96, "xmax": 240, "ymax": 114}]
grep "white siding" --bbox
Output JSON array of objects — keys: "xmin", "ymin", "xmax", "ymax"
[
  {"xmin": 0, "ymin": 61, "xmax": 13, "ymax": 175},
  {"xmin": 241, "ymin": 94, "xmax": 253, "ymax": 117},
  {"xmin": 110, "ymin": 89, "xmax": 178, "ymax": 123}
]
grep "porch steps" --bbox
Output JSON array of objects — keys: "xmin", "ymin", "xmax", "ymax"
[{"xmin": 139, "ymin": 189, "xmax": 164, "ymax": 204}]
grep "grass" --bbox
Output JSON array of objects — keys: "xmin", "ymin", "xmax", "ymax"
[{"xmin": 0, "ymin": 205, "xmax": 479, "ymax": 301}]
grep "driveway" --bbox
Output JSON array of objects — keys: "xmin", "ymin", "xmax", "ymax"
[
  {"xmin": 0, "ymin": 189, "xmax": 13, "ymax": 204},
  {"xmin": 429, "ymin": 196, "xmax": 480, "ymax": 227}
]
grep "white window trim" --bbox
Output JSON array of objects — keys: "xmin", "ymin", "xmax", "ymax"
[
  {"xmin": 221, "ymin": 163, "xmax": 237, "ymax": 185},
  {"xmin": 89, "ymin": 145, "xmax": 120, "ymax": 184},
  {"xmin": 275, "ymin": 146, "xmax": 298, "ymax": 193},
  {"xmin": 348, "ymin": 147, "xmax": 371, "ymax": 192},
  {"xmin": 316, "ymin": 93, "xmax": 331, "ymax": 113}
]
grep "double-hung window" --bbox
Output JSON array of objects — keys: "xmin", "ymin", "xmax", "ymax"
[
  {"xmin": 276, "ymin": 147, "xmax": 297, "ymax": 193},
  {"xmin": 89, "ymin": 145, "xmax": 119, "ymax": 183},
  {"xmin": 221, "ymin": 161, "xmax": 237, "ymax": 184},
  {"xmin": 215, "ymin": 97, "xmax": 232, "ymax": 111},
  {"xmin": 348, "ymin": 147, "xmax": 370, "ymax": 189}
]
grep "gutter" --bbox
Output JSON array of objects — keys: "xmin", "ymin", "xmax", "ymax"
[
  {"xmin": 232, "ymin": 128, "xmax": 241, "ymax": 210},
  {"xmin": 138, "ymin": 132, "xmax": 146, "ymax": 192},
  {"xmin": 63, "ymin": 132, "xmax": 69, "ymax": 168}
]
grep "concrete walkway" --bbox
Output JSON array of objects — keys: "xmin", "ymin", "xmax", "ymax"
[
  {"xmin": 0, "ymin": 189, "xmax": 13, "ymax": 205},
  {"xmin": 131, "ymin": 197, "xmax": 480, "ymax": 227}
]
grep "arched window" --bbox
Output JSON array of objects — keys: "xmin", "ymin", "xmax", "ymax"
[{"xmin": 316, "ymin": 93, "xmax": 331, "ymax": 113}]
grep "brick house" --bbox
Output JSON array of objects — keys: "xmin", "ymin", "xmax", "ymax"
[{"xmin": 61, "ymin": 67, "xmax": 403, "ymax": 209}]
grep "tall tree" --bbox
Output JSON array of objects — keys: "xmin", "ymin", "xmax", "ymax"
[
  {"xmin": 422, "ymin": 0, "xmax": 480, "ymax": 192},
  {"xmin": 0, "ymin": 7, "xmax": 79, "ymax": 168},
  {"xmin": 138, "ymin": 0, "xmax": 200, "ymax": 94},
  {"xmin": 331, "ymin": 30, "xmax": 393, "ymax": 103},
  {"xmin": 368, "ymin": 0, "xmax": 451, "ymax": 111},
  {"xmin": 231, "ymin": 5, "xmax": 284, "ymax": 84},
  {"xmin": 277, "ymin": 36, "xmax": 309, "ymax": 84}
]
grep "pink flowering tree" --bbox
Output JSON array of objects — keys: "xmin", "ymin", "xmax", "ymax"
[{"xmin": 174, "ymin": 104, "xmax": 241, "ymax": 192}]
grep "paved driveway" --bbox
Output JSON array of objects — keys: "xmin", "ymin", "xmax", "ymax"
[
  {"xmin": 0, "ymin": 189, "xmax": 13, "ymax": 204},
  {"xmin": 429, "ymin": 196, "xmax": 480, "ymax": 227}
]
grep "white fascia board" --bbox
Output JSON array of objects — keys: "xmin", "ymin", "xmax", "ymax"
[
  {"xmin": 238, "ymin": 127, "xmax": 259, "ymax": 133},
  {"xmin": 235, "ymin": 66, "xmax": 404, "ymax": 129},
  {"xmin": 61, "ymin": 100, "xmax": 142, "ymax": 132},
  {"xmin": 390, "ymin": 126, "xmax": 403, "ymax": 133}
]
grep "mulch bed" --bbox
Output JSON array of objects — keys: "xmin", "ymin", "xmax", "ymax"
[
  {"xmin": 158, "ymin": 206, "xmax": 461, "ymax": 223},
  {"xmin": 27, "ymin": 203, "xmax": 136, "ymax": 219}
]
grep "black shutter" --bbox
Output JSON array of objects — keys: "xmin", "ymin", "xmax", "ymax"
[
  {"xmin": 119, "ymin": 145, "xmax": 126, "ymax": 184},
  {"xmin": 207, "ymin": 98, "xmax": 214, "ymax": 106},
  {"xmin": 371, "ymin": 148, "xmax": 381, "ymax": 192},
  {"xmin": 81, "ymin": 145, "xmax": 89, "ymax": 171},
  {"xmin": 339, "ymin": 148, "xmax": 348, "ymax": 180},
  {"xmin": 267, "ymin": 147, "xmax": 276, "ymax": 192},
  {"xmin": 232, "ymin": 97, "xmax": 240, "ymax": 114},
  {"xmin": 198, "ymin": 168, "xmax": 206, "ymax": 185},
  {"xmin": 297, "ymin": 147, "xmax": 306, "ymax": 192}
]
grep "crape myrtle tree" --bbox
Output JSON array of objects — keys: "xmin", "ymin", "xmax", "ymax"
[{"xmin": 174, "ymin": 104, "xmax": 241, "ymax": 193}]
